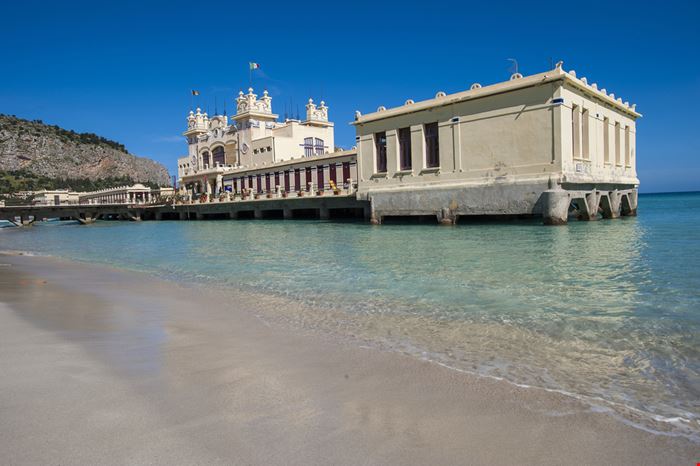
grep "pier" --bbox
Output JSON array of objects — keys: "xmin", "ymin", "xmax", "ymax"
[{"xmin": 0, "ymin": 194, "xmax": 370, "ymax": 226}]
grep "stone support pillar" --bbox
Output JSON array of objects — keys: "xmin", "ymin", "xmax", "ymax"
[{"xmin": 541, "ymin": 189, "xmax": 571, "ymax": 225}]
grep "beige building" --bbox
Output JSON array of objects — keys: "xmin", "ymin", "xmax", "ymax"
[
  {"xmin": 178, "ymin": 87, "xmax": 336, "ymax": 196},
  {"xmin": 352, "ymin": 62, "xmax": 640, "ymax": 224},
  {"xmin": 33, "ymin": 189, "xmax": 80, "ymax": 206}
]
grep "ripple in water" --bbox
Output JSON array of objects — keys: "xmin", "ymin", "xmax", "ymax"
[{"xmin": 2, "ymin": 192, "xmax": 699, "ymax": 441}]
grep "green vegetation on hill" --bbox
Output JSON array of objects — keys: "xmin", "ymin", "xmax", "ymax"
[
  {"xmin": 0, "ymin": 169, "xmax": 161, "ymax": 196},
  {"xmin": 0, "ymin": 114, "xmax": 128, "ymax": 152}
]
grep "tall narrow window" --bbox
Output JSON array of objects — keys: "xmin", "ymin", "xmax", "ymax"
[
  {"xmin": 342, "ymin": 162, "xmax": 351, "ymax": 186},
  {"xmin": 398, "ymin": 127, "xmax": 412, "ymax": 170},
  {"xmin": 248, "ymin": 175, "xmax": 253, "ymax": 191},
  {"xmin": 202, "ymin": 151, "xmax": 210, "ymax": 169},
  {"xmin": 329, "ymin": 163, "xmax": 337, "ymax": 184},
  {"xmin": 317, "ymin": 165, "xmax": 325, "ymax": 190},
  {"xmin": 603, "ymin": 117, "xmax": 610, "ymax": 164},
  {"xmin": 305, "ymin": 166, "xmax": 312, "ymax": 191},
  {"xmin": 274, "ymin": 172, "xmax": 280, "ymax": 190},
  {"xmin": 212, "ymin": 146, "xmax": 225, "ymax": 166},
  {"xmin": 303, "ymin": 137, "xmax": 314, "ymax": 157},
  {"xmin": 294, "ymin": 168, "xmax": 301, "ymax": 191},
  {"xmin": 265, "ymin": 173, "xmax": 271, "ymax": 192},
  {"xmin": 581, "ymin": 108, "xmax": 589, "ymax": 160},
  {"xmin": 425, "ymin": 122, "xmax": 439, "ymax": 168},
  {"xmin": 572, "ymin": 105, "xmax": 580, "ymax": 159},
  {"xmin": 314, "ymin": 138, "xmax": 325, "ymax": 155},
  {"xmin": 615, "ymin": 122, "xmax": 621, "ymax": 166},
  {"xmin": 257, "ymin": 174, "xmax": 263, "ymax": 193},
  {"xmin": 625, "ymin": 126, "xmax": 631, "ymax": 167},
  {"xmin": 375, "ymin": 132, "xmax": 387, "ymax": 173},
  {"xmin": 284, "ymin": 170, "xmax": 290, "ymax": 192}
]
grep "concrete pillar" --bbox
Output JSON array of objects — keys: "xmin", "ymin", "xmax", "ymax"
[
  {"xmin": 600, "ymin": 191, "xmax": 621, "ymax": 219},
  {"xmin": 369, "ymin": 197, "xmax": 381, "ymax": 224},
  {"xmin": 621, "ymin": 189, "xmax": 638, "ymax": 216},
  {"xmin": 577, "ymin": 191, "xmax": 601, "ymax": 221},
  {"xmin": 437, "ymin": 207, "xmax": 456, "ymax": 225},
  {"xmin": 319, "ymin": 206, "xmax": 330, "ymax": 220},
  {"xmin": 541, "ymin": 189, "xmax": 570, "ymax": 225}
]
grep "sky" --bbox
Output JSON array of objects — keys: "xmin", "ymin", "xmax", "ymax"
[{"xmin": 1, "ymin": 0, "xmax": 698, "ymax": 193}]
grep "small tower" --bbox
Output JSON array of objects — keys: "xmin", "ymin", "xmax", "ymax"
[{"xmin": 304, "ymin": 98, "xmax": 332, "ymax": 127}]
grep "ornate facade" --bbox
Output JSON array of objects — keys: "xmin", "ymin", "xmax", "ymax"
[{"xmin": 178, "ymin": 87, "xmax": 337, "ymax": 196}]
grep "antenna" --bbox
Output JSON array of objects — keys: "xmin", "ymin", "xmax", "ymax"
[{"xmin": 507, "ymin": 58, "xmax": 519, "ymax": 75}]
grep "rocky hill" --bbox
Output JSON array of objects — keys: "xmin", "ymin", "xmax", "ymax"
[{"xmin": 0, "ymin": 115, "xmax": 171, "ymax": 187}]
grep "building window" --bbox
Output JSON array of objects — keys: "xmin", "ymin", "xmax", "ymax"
[
  {"xmin": 581, "ymin": 108, "xmax": 589, "ymax": 160},
  {"xmin": 284, "ymin": 170, "xmax": 291, "ymax": 192},
  {"xmin": 572, "ymin": 105, "xmax": 580, "ymax": 159},
  {"xmin": 305, "ymin": 167, "xmax": 312, "ymax": 191},
  {"xmin": 303, "ymin": 137, "xmax": 314, "ymax": 157},
  {"xmin": 342, "ymin": 162, "xmax": 351, "ymax": 186},
  {"xmin": 257, "ymin": 174, "xmax": 263, "ymax": 193},
  {"xmin": 329, "ymin": 163, "xmax": 337, "ymax": 184},
  {"xmin": 625, "ymin": 126, "xmax": 631, "ymax": 167},
  {"xmin": 375, "ymin": 132, "xmax": 387, "ymax": 173},
  {"xmin": 202, "ymin": 151, "xmax": 210, "ymax": 168},
  {"xmin": 314, "ymin": 138, "xmax": 325, "ymax": 155},
  {"xmin": 265, "ymin": 173, "xmax": 271, "ymax": 192},
  {"xmin": 615, "ymin": 122, "xmax": 621, "ymax": 166},
  {"xmin": 424, "ymin": 122, "xmax": 439, "ymax": 168},
  {"xmin": 212, "ymin": 146, "xmax": 225, "ymax": 166},
  {"xmin": 294, "ymin": 168, "xmax": 301, "ymax": 191},
  {"xmin": 317, "ymin": 165, "xmax": 325, "ymax": 190},
  {"xmin": 274, "ymin": 172, "xmax": 280, "ymax": 190},
  {"xmin": 398, "ymin": 127, "xmax": 412, "ymax": 170},
  {"xmin": 603, "ymin": 117, "xmax": 610, "ymax": 164}
]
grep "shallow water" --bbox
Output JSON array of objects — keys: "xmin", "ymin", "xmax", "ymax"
[{"xmin": 2, "ymin": 192, "xmax": 699, "ymax": 440}]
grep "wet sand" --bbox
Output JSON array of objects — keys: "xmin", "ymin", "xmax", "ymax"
[{"xmin": 0, "ymin": 253, "xmax": 697, "ymax": 465}]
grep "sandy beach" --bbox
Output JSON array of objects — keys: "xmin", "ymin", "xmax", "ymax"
[{"xmin": 0, "ymin": 253, "xmax": 696, "ymax": 465}]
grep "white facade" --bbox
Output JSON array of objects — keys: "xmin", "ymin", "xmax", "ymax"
[
  {"xmin": 179, "ymin": 87, "xmax": 335, "ymax": 196},
  {"xmin": 78, "ymin": 184, "xmax": 174, "ymax": 205}
]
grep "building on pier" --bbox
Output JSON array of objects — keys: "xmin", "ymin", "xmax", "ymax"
[
  {"xmin": 78, "ymin": 184, "xmax": 175, "ymax": 205},
  {"xmin": 172, "ymin": 63, "xmax": 639, "ymax": 224},
  {"xmin": 352, "ymin": 62, "xmax": 640, "ymax": 224},
  {"xmin": 33, "ymin": 189, "xmax": 80, "ymax": 206},
  {"xmin": 178, "ymin": 87, "xmax": 345, "ymax": 197}
]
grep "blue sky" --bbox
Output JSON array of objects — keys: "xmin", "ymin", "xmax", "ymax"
[{"xmin": 2, "ymin": 0, "xmax": 698, "ymax": 193}]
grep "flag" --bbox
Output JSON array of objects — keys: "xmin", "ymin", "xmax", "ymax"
[
  {"xmin": 191, "ymin": 90, "xmax": 200, "ymax": 96},
  {"xmin": 249, "ymin": 62, "xmax": 260, "ymax": 70}
]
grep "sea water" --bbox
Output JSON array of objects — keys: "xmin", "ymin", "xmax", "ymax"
[{"xmin": 2, "ymin": 192, "xmax": 699, "ymax": 440}]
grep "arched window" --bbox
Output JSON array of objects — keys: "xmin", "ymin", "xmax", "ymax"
[
  {"xmin": 212, "ymin": 146, "xmax": 225, "ymax": 166},
  {"xmin": 201, "ymin": 151, "xmax": 210, "ymax": 168}
]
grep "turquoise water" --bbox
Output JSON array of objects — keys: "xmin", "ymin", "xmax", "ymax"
[{"xmin": 2, "ymin": 192, "xmax": 699, "ymax": 440}]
